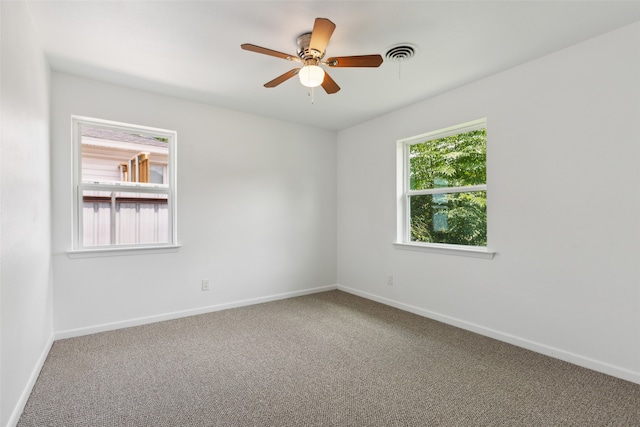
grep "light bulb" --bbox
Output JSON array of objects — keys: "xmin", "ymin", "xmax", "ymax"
[{"xmin": 298, "ymin": 65, "xmax": 325, "ymax": 88}]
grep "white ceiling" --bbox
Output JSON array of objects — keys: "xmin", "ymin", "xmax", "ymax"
[{"xmin": 26, "ymin": 1, "xmax": 640, "ymax": 131}]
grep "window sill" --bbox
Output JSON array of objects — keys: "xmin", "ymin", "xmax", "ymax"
[
  {"xmin": 67, "ymin": 244, "xmax": 182, "ymax": 258},
  {"xmin": 393, "ymin": 242, "xmax": 495, "ymax": 259}
]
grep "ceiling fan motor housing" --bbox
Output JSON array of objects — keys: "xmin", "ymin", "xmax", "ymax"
[{"xmin": 297, "ymin": 32, "xmax": 324, "ymax": 62}]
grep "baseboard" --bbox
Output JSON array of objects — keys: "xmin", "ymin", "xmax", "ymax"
[
  {"xmin": 55, "ymin": 285, "xmax": 338, "ymax": 340},
  {"xmin": 6, "ymin": 334, "xmax": 54, "ymax": 427},
  {"xmin": 337, "ymin": 285, "xmax": 640, "ymax": 385}
]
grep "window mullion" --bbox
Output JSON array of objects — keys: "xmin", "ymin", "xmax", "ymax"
[
  {"xmin": 110, "ymin": 192, "xmax": 116, "ymax": 244},
  {"xmin": 407, "ymin": 184, "xmax": 487, "ymax": 197},
  {"xmin": 80, "ymin": 182, "xmax": 170, "ymax": 195}
]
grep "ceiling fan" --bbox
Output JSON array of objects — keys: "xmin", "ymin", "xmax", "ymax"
[{"xmin": 241, "ymin": 18, "xmax": 383, "ymax": 94}]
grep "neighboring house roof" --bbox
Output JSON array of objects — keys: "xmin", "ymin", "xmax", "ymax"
[{"xmin": 81, "ymin": 127, "xmax": 167, "ymax": 148}]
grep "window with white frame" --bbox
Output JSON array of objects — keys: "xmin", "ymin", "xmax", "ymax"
[
  {"xmin": 397, "ymin": 119, "xmax": 487, "ymax": 248},
  {"xmin": 72, "ymin": 116, "xmax": 177, "ymax": 250}
]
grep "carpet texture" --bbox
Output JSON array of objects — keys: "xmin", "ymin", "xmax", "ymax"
[{"xmin": 18, "ymin": 290, "xmax": 640, "ymax": 426}]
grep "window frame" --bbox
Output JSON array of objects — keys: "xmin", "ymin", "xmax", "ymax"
[
  {"xmin": 70, "ymin": 116, "xmax": 179, "ymax": 254},
  {"xmin": 395, "ymin": 118, "xmax": 494, "ymax": 259}
]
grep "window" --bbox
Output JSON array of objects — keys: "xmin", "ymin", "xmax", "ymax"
[
  {"xmin": 397, "ymin": 119, "xmax": 487, "ymax": 251},
  {"xmin": 72, "ymin": 116, "xmax": 177, "ymax": 251}
]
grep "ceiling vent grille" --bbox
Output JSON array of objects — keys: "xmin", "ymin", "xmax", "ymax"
[{"xmin": 385, "ymin": 44, "xmax": 417, "ymax": 62}]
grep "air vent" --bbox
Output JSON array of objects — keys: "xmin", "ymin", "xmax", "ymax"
[{"xmin": 385, "ymin": 44, "xmax": 417, "ymax": 62}]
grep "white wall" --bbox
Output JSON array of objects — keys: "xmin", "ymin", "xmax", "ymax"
[
  {"xmin": 50, "ymin": 73, "xmax": 337, "ymax": 336},
  {"xmin": 337, "ymin": 22, "xmax": 640, "ymax": 383},
  {"xmin": 0, "ymin": 2, "xmax": 54, "ymax": 426}
]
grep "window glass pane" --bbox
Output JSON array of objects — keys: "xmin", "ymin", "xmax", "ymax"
[
  {"xmin": 82, "ymin": 190, "xmax": 169, "ymax": 247},
  {"xmin": 82, "ymin": 190, "xmax": 113, "ymax": 247},
  {"xmin": 114, "ymin": 192, "xmax": 169, "ymax": 245},
  {"xmin": 80, "ymin": 125, "xmax": 169, "ymax": 185},
  {"xmin": 149, "ymin": 165, "xmax": 165, "ymax": 184},
  {"xmin": 409, "ymin": 191, "xmax": 487, "ymax": 246},
  {"xmin": 409, "ymin": 128, "xmax": 486, "ymax": 190}
]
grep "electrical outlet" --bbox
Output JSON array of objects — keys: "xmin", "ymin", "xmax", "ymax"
[
  {"xmin": 201, "ymin": 279, "xmax": 210, "ymax": 291},
  {"xmin": 387, "ymin": 275, "xmax": 394, "ymax": 286}
]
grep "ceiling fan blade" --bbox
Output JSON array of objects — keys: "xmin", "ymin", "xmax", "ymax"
[
  {"xmin": 325, "ymin": 55, "xmax": 384, "ymax": 67},
  {"xmin": 264, "ymin": 69, "xmax": 299, "ymax": 88},
  {"xmin": 241, "ymin": 43, "xmax": 299, "ymax": 61},
  {"xmin": 309, "ymin": 18, "xmax": 336, "ymax": 54},
  {"xmin": 321, "ymin": 71, "xmax": 340, "ymax": 94}
]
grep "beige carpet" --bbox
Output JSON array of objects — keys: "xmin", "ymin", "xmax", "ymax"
[{"xmin": 18, "ymin": 290, "xmax": 640, "ymax": 426}]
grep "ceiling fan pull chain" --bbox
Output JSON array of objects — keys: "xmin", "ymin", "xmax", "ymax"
[{"xmin": 309, "ymin": 86, "xmax": 315, "ymax": 104}]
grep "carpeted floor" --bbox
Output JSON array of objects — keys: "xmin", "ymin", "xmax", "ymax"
[{"xmin": 18, "ymin": 290, "xmax": 640, "ymax": 426}]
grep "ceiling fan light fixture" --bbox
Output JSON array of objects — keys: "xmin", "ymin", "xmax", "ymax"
[{"xmin": 298, "ymin": 64, "xmax": 325, "ymax": 88}]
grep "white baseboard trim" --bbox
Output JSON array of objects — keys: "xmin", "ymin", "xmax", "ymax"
[
  {"xmin": 55, "ymin": 285, "xmax": 338, "ymax": 340},
  {"xmin": 7, "ymin": 334, "xmax": 54, "ymax": 427},
  {"xmin": 337, "ymin": 285, "xmax": 640, "ymax": 385}
]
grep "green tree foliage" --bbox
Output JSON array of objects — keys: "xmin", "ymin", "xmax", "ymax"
[{"xmin": 409, "ymin": 129, "xmax": 486, "ymax": 246}]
